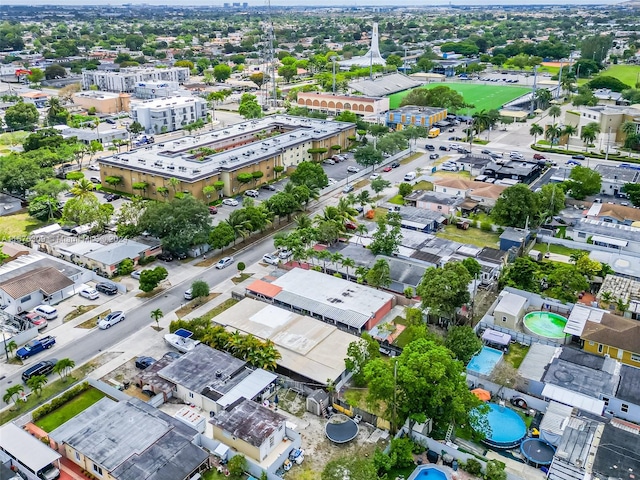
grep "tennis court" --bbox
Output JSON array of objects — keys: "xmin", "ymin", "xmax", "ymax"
[{"xmin": 388, "ymin": 82, "xmax": 530, "ymax": 114}]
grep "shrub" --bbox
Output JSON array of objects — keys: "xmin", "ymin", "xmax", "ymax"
[
  {"xmin": 31, "ymin": 382, "xmax": 90, "ymax": 420},
  {"xmin": 464, "ymin": 458, "xmax": 483, "ymax": 475},
  {"xmin": 485, "ymin": 459, "xmax": 507, "ymax": 480},
  {"xmin": 138, "ymin": 255, "xmax": 156, "ymax": 266},
  {"xmin": 237, "ymin": 262, "xmax": 246, "ymax": 272},
  {"xmin": 480, "ymin": 221, "xmax": 493, "ymax": 232}
]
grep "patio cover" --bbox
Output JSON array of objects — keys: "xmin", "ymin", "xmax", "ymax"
[
  {"xmin": 541, "ymin": 384, "xmax": 604, "ymax": 416},
  {"xmin": 482, "ymin": 329, "xmax": 512, "ymax": 346},
  {"xmin": 0, "ymin": 423, "xmax": 61, "ymax": 473}
]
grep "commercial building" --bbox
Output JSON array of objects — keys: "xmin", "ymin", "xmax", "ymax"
[
  {"xmin": 131, "ymin": 96, "xmax": 208, "ymax": 134},
  {"xmin": 49, "ymin": 398, "xmax": 209, "ymax": 480},
  {"xmin": 593, "ymin": 164, "xmax": 640, "ymax": 197},
  {"xmin": 572, "ymin": 218, "xmax": 640, "ymax": 253},
  {"xmin": 297, "ymin": 92, "xmax": 389, "ymax": 116},
  {"xmin": 386, "ymin": 106, "xmax": 448, "ymax": 130},
  {"xmin": 72, "ymin": 91, "xmax": 131, "ymax": 114},
  {"xmin": 134, "ymin": 81, "xmax": 179, "ymax": 99},
  {"xmin": 82, "ymin": 66, "xmax": 190, "ymax": 92},
  {"xmin": 565, "ymin": 104, "xmax": 640, "ymax": 147},
  {"xmin": 246, "ymin": 267, "xmax": 394, "ymax": 333},
  {"xmin": 98, "ymin": 115, "xmax": 355, "ymax": 199}
]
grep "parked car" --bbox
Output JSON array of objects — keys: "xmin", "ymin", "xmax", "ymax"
[
  {"xmin": 79, "ymin": 287, "xmax": 99, "ymax": 300},
  {"xmin": 98, "ymin": 311, "xmax": 125, "ymax": 329},
  {"xmin": 105, "ymin": 193, "xmax": 121, "ymax": 202},
  {"xmin": 131, "ymin": 269, "xmax": 149, "ymax": 280},
  {"xmin": 34, "ymin": 305, "xmax": 58, "ymax": 320},
  {"xmin": 391, "ymin": 162, "xmax": 400, "ymax": 168},
  {"xmin": 448, "ymin": 127, "xmax": 456, "ymax": 132},
  {"xmin": 345, "ymin": 221, "xmax": 357, "ymax": 230},
  {"xmin": 383, "ymin": 166, "xmax": 392, "ymax": 172},
  {"xmin": 262, "ymin": 253, "xmax": 279, "ymax": 265},
  {"xmin": 184, "ymin": 289, "xmax": 193, "ymax": 300},
  {"xmin": 157, "ymin": 252, "xmax": 174, "ymax": 262},
  {"xmin": 278, "ymin": 249, "xmax": 293, "ymax": 260},
  {"xmin": 347, "ymin": 166, "xmax": 360, "ymax": 173},
  {"xmin": 342, "ymin": 184, "xmax": 354, "ymax": 193},
  {"xmin": 323, "ymin": 159, "xmax": 336, "ymax": 165},
  {"xmin": 135, "ymin": 356, "xmax": 156, "ymax": 369},
  {"xmin": 24, "ymin": 312, "xmax": 48, "ymax": 331},
  {"xmin": 222, "ymin": 198, "xmax": 239, "ymax": 206},
  {"xmin": 370, "ymin": 173, "xmax": 380, "ymax": 180},
  {"xmin": 533, "ymin": 153, "xmax": 546, "ymax": 160},
  {"xmin": 429, "ymin": 153, "xmax": 439, "ymax": 160},
  {"xmin": 215, "ymin": 256, "xmax": 234, "ymax": 269},
  {"xmin": 90, "ymin": 177, "xmax": 101, "ymax": 184},
  {"xmin": 163, "ymin": 351, "xmax": 181, "ymax": 360},
  {"xmin": 88, "ymin": 164, "xmax": 100, "ymax": 171},
  {"xmin": 244, "ymin": 189, "xmax": 259, "ymax": 198},
  {"xmin": 16, "ymin": 336, "xmax": 56, "ymax": 360},
  {"xmin": 261, "ymin": 184, "xmax": 276, "ymax": 191},
  {"xmin": 208, "ymin": 205, "xmax": 218, "ymax": 214},
  {"xmin": 96, "ymin": 282, "xmax": 118, "ymax": 295},
  {"xmin": 22, "ymin": 360, "xmax": 57, "ymax": 382},
  {"xmin": 441, "ymin": 165, "xmax": 458, "ymax": 172}
]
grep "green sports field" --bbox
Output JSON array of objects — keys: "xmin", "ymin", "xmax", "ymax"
[
  {"xmin": 388, "ymin": 82, "xmax": 531, "ymax": 114},
  {"xmin": 597, "ymin": 64, "xmax": 640, "ymax": 88}
]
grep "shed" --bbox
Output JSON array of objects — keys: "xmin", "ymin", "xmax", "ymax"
[
  {"xmin": 493, "ymin": 292, "xmax": 527, "ymax": 330},
  {"xmin": 481, "ymin": 329, "xmax": 511, "ymax": 351},
  {"xmin": 499, "ymin": 227, "xmax": 530, "ymax": 252}
]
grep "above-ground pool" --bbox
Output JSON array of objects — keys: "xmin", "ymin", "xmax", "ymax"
[
  {"xmin": 467, "ymin": 347, "xmax": 503, "ymax": 376},
  {"xmin": 471, "ymin": 403, "xmax": 527, "ymax": 449},
  {"xmin": 523, "ymin": 311, "xmax": 571, "ymax": 343},
  {"xmin": 408, "ymin": 465, "xmax": 450, "ymax": 480}
]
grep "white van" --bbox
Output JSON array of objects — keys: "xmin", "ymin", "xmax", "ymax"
[
  {"xmin": 404, "ymin": 172, "xmax": 416, "ymax": 181},
  {"xmin": 34, "ymin": 305, "xmax": 58, "ymax": 320}
]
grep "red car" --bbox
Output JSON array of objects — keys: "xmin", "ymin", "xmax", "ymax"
[
  {"xmin": 533, "ymin": 153, "xmax": 546, "ymax": 160},
  {"xmin": 208, "ymin": 206, "xmax": 218, "ymax": 214},
  {"xmin": 345, "ymin": 221, "xmax": 357, "ymax": 230},
  {"xmin": 383, "ymin": 166, "xmax": 392, "ymax": 172}
]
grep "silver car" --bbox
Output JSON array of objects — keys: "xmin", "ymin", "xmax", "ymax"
[
  {"xmin": 215, "ymin": 256, "xmax": 234, "ymax": 269},
  {"xmin": 98, "ymin": 311, "xmax": 125, "ymax": 329}
]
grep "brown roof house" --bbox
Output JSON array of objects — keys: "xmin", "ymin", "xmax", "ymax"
[{"xmin": 581, "ymin": 312, "xmax": 640, "ymax": 368}]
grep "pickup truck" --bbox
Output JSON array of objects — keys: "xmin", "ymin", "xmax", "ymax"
[{"xmin": 16, "ymin": 336, "xmax": 56, "ymax": 360}]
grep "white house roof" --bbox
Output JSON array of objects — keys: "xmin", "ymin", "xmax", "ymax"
[
  {"xmin": 541, "ymin": 384, "xmax": 605, "ymax": 416},
  {"xmin": 564, "ymin": 304, "xmax": 605, "ymax": 336},
  {"xmin": 0, "ymin": 423, "xmax": 61, "ymax": 473},
  {"xmin": 494, "ymin": 292, "xmax": 527, "ymax": 314}
]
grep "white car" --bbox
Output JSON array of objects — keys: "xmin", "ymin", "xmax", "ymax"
[
  {"xmin": 244, "ymin": 190, "xmax": 259, "ymax": 198},
  {"xmin": 262, "ymin": 253, "xmax": 279, "ymax": 265},
  {"xmin": 88, "ymin": 164, "xmax": 100, "ymax": 171},
  {"xmin": 184, "ymin": 289, "xmax": 193, "ymax": 300},
  {"xmin": 215, "ymin": 256, "xmax": 234, "ymax": 269},
  {"xmin": 222, "ymin": 198, "xmax": 239, "ymax": 206},
  {"xmin": 449, "ymin": 143, "xmax": 460, "ymax": 150},
  {"xmin": 130, "ymin": 269, "xmax": 149, "ymax": 280},
  {"xmin": 441, "ymin": 165, "xmax": 458, "ymax": 172},
  {"xmin": 79, "ymin": 287, "xmax": 99, "ymax": 300},
  {"xmin": 98, "ymin": 311, "xmax": 125, "ymax": 329},
  {"xmin": 347, "ymin": 166, "xmax": 360, "ymax": 173},
  {"xmin": 323, "ymin": 159, "xmax": 336, "ymax": 165},
  {"xmin": 370, "ymin": 173, "xmax": 381, "ymax": 180},
  {"xmin": 278, "ymin": 249, "xmax": 293, "ymax": 260}
]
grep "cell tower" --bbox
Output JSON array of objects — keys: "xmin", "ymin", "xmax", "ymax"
[{"xmin": 263, "ymin": 0, "xmax": 277, "ymax": 110}]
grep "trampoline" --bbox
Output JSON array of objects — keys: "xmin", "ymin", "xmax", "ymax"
[
  {"xmin": 325, "ymin": 414, "xmax": 359, "ymax": 444},
  {"xmin": 520, "ymin": 438, "xmax": 555, "ymax": 467}
]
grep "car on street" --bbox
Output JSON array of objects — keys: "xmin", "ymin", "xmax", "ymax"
[
  {"xmin": 88, "ymin": 164, "xmax": 100, "ymax": 171},
  {"xmin": 347, "ymin": 166, "xmax": 360, "ymax": 173},
  {"xmin": 222, "ymin": 198, "xmax": 239, "ymax": 206},
  {"xmin": 448, "ymin": 127, "xmax": 456, "ymax": 132},
  {"xmin": 105, "ymin": 193, "xmax": 121, "ymax": 202},
  {"xmin": 449, "ymin": 143, "xmax": 460, "ymax": 150},
  {"xmin": 79, "ymin": 287, "xmax": 99, "ymax": 300},
  {"xmin": 429, "ymin": 153, "xmax": 439, "ymax": 160},
  {"xmin": 22, "ymin": 360, "xmax": 57, "ymax": 382},
  {"xmin": 261, "ymin": 184, "xmax": 276, "ymax": 191},
  {"xmin": 17, "ymin": 336, "xmax": 55, "ymax": 360},
  {"xmin": 135, "ymin": 356, "xmax": 156, "ymax": 369},
  {"xmin": 262, "ymin": 253, "xmax": 279, "ymax": 265},
  {"xmin": 424, "ymin": 144, "xmax": 435, "ymax": 151},
  {"xmin": 244, "ymin": 189, "xmax": 259, "ymax": 198},
  {"xmin": 96, "ymin": 282, "xmax": 118, "ymax": 295},
  {"xmin": 566, "ymin": 159, "xmax": 582, "ymax": 167},
  {"xmin": 157, "ymin": 252, "xmax": 174, "ymax": 262},
  {"xmin": 439, "ymin": 145, "xmax": 448, "ymax": 151},
  {"xmin": 383, "ymin": 166, "xmax": 392, "ymax": 172},
  {"xmin": 457, "ymin": 148, "xmax": 470, "ymax": 154},
  {"xmin": 98, "ymin": 311, "xmax": 125, "ymax": 329},
  {"xmin": 215, "ymin": 256, "xmax": 234, "ymax": 269},
  {"xmin": 391, "ymin": 162, "xmax": 400, "ymax": 168},
  {"xmin": 208, "ymin": 205, "xmax": 218, "ymax": 214},
  {"xmin": 370, "ymin": 173, "xmax": 380, "ymax": 180},
  {"xmin": 572, "ymin": 154, "xmax": 586, "ymax": 160},
  {"xmin": 184, "ymin": 289, "xmax": 193, "ymax": 300},
  {"xmin": 533, "ymin": 153, "xmax": 546, "ymax": 160},
  {"xmin": 481, "ymin": 149, "xmax": 492, "ymax": 155},
  {"xmin": 90, "ymin": 177, "xmax": 101, "ymax": 184},
  {"xmin": 342, "ymin": 184, "xmax": 354, "ymax": 193}
]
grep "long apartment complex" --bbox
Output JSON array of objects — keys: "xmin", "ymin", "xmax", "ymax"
[
  {"xmin": 82, "ymin": 67, "xmax": 190, "ymax": 93},
  {"xmin": 97, "ymin": 115, "xmax": 356, "ymax": 200}
]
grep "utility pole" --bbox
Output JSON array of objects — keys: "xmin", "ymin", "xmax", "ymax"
[
  {"xmin": 332, "ymin": 57, "xmax": 336, "ymax": 95},
  {"xmin": 605, "ymin": 126, "xmax": 612, "ymax": 161},
  {"xmin": 530, "ymin": 65, "xmax": 538, "ymax": 116}
]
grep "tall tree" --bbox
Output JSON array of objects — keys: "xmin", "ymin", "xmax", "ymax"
[
  {"xmin": 491, "ymin": 183, "xmax": 541, "ymax": 228},
  {"xmin": 366, "ymin": 258, "xmax": 392, "ymax": 289},
  {"xmin": 417, "ymin": 262, "xmax": 472, "ymax": 323},
  {"xmin": 445, "ymin": 326, "xmax": 482, "ymax": 364},
  {"xmin": 4, "ymin": 102, "xmax": 39, "ymax": 131},
  {"xmin": 566, "ymin": 166, "xmax": 602, "ymax": 200}
]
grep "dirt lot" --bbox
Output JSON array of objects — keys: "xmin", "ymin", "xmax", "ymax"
[{"xmin": 275, "ymin": 387, "xmax": 390, "ymax": 480}]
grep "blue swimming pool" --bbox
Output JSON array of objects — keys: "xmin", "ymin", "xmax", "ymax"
[
  {"xmin": 471, "ymin": 403, "xmax": 527, "ymax": 449},
  {"xmin": 408, "ymin": 465, "xmax": 450, "ymax": 480},
  {"xmin": 467, "ymin": 346, "xmax": 503, "ymax": 376}
]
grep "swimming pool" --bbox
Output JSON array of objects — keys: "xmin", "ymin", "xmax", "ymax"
[
  {"xmin": 471, "ymin": 403, "xmax": 527, "ymax": 449},
  {"xmin": 408, "ymin": 465, "xmax": 450, "ymax": 480},
  {"xmin": 523, "ymin": 311, "xmax": 571, "ymax": 343},
  {"xmin": 466, "ymin": 347, "xmax": 503, "ymax": 376}
]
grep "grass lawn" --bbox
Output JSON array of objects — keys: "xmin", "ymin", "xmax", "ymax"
[
  {"xmin": 504, "ymin": 343, "xmax": 529, "ymax": 369},
  {"xmin": 531, "ymin": 243, "xmax": 587, "ymax": 257},
  {"xmin": 388, "ymin": 194, "xmax": 404, "ymax": 205},
  {"xmin": 436, "ymin": 224, "xmax": 500, "ymax": 249},
  {"xmin": 413, "ymin": 180, "xmax": 433, "ymax": 191},
  {"xmin": 35, "ymin": 388, "xmax": 105, "ymax": 432},
  {"xmin": 388, "ymin": 82, "xmax": 530, "ymax": 113},
  {"xmin": 598, "ymin": 64, "xmax": 640, "ymax": 87},
  {"xmin": 0, "ymin": 212, "xmax": 45, "ymax": 240},
  {"xmin": 201, "ymin": 298, "xmax": 239, "ymax": 321}
]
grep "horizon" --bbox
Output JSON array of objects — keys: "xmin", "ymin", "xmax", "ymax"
[{"xmin": 1, "ymin": 0, "xmax": 626, "ymax": 6}]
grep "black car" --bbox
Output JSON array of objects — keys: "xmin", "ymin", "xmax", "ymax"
[
  {"xmin": 391, "ymin": 162, "xmax": 400, "ymax": 168},
  {"xmin": 96, "ymin": 282, "xmax": 118, "ymax": 295},
  {"xmin": 572, "ymin": 154, "xmax": 586, "ymax": 160},
  {"xmin": 135, "ymin": 356, "xmax": 156, "ymax": 369},
  {"xmin": 439, "ymin": 146, "xmax": 448, "ymax": 151},
  {"xmin": 175, "ymin": 252, "xmax": 188, "ymax": 260},
  {"xmin": 105, "ymin": 193, "xmax": 121, "ymax": 202},
  {"xmin": 157, "ymin": 252, "xmax": 174, "ymax": 262},
  {"xmin": 457, "ymin": 148, "xmax": 470, "ymax": 154},
  {"xmin": 261, "ymin": 184, "xmax": 276, "ymax": 191},
  {"xmin": 105, "ymin": 118, "xmax": 116, "ymax": 125},
  {"xmin": 424, "ymin": 144, "xmax": 435, "ymax": 151},
  {"xmin": 429, "ymin": 153, "xmax": 439, "ymax": 160},
  {"xmin": 22, "ymin": 360, "xmax": 56, "ymax": 382}
]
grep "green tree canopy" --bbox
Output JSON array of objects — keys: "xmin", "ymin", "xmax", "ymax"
[
  {"xmin": 491, "ymin": 183, "xmax": 541, "ymax": 228},
  {"xmin": 399, "ymin": 85, "xmax": 470, "ymax": 112},
  {"xmin": 445, "ymin": 326, "xmax": 482, "ymax": 364},
  {"xmin": 4, "ymin": 102, "xmax": 39, "ymax": 131},
  {"xmin": 417, "ymin": 262, "xmax": 472, "ymax": 321},
  {"xmin": 290, "ymin": 161, "xmax": 328, "ymax": 189},
  {"xmin": 566, "ymin": 166, "xmax": 602, "ymax": 200}
]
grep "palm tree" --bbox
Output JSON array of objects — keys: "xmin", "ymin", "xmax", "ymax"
[
  {"xmin": 53, "ymin": 358, "xmax": 75, "ymax": 381},
  {"xmin": 621, "ymin": 121, "xmax": 639, "ymax": 156},
  {"xmin": 6, "ymin": 340, "xmax": 17, "ymax": 357},
  {"xmin": 355, "ymin": 224, "xmax": 368, "ymax": 244},
  {"xmin": 355, "ymin": 191, "xmax": 370, "ymax": 214},
  {"xmin": 225, "ymin": 210, "xmax": 252, "ymax": 245},
  {"xmin": 548, "ymin": 105, "xmax": 562, "ymax": 122},
  {"xmin": 535, "ymin": 88, "xmax": 552, "ymax": 110},
  {"xmin": 70, "ymin": 178, "xmax": 96, "ymax": 198},
  {"xmin": 580, "ymin": 124, "xmax": 598, "ymax": 152},
  {"xmin": 545, "ymin": 124, "xmax": 562, "ymax": 146},
  {"xmin": 562, "ymin": 125, "xmax": 578, "ymax": 150},
  {"xmin": 342, "ymin": 257, "xmax": 356, "ymax": 280},
  {"xmin": 315, "ymin": 249, "xmax": 332, "ymax": 273},
  {"xmin": 169, "ymin": 177, "xmax": 180, "ymax": 194},
  {"xmin": 294, "ymin": 214, "xmax": 313, "ymax": 230},
  {"xmin": 529, "ymin": 123, "xmax": 544, "ymax": 145},
  {"xmin": 150, "ymin": 308, "xmax": 163, "ymax": 329},
  {"xmin": 3, "ymin": 385, "xmax": 24, "ymax": 407},
  {"xmin": 26, "ymin": 374, "xmax": 48, "ymax": 396},
  {"xmin": 331, "ymin": 252, "xmax": 344, "ymax": 273}
]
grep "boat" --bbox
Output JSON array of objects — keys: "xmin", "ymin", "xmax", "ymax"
[{"xmin": 164, "ymin": 328, "xmax": 201, "ymax": 353}]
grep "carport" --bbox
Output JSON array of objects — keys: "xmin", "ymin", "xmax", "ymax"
[{"xmin": 0, "ymin": 423, "xmax": 61, "ymax": 477}]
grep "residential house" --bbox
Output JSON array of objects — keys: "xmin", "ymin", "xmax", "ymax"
[
  {"xmin": 585, "ymin": 202, "xmax": 640, "ymax": 226},
  {"xmin": 456, "ymin": 155, "xmax": 492, "ymax": 177},
  {"xmin": 581, "ymin": 311, "xmax": 640, "ymax": 368},
  {"xmin": 18, "ymin": 91, "xmax": 49, "ymax": 108},
  {"xmin": 393, "ymin": 205, "xmax": 446, "ymax": 233},
  {"xmin": 433, "ymin": 178, "xmax": 505, "ymax": 208},
  {"xmin": 403, "ymin": 190, "xmax": 462, "ymax": 216},
  {"xmin": 499, "ymin": 227, "xmax": 531, "ymax": 252},
  {"xmin": 157, "ymin": 344, "xmax": 277, "ymax": 416},
  {"xmin": 49, "ymin": 398, "xmax": 209, "ymax": 480},
  {"xmin": 210, "ymin": 399, "xmax": 287, "ymax": 464},
  {"xmin": 572, "ymin": 218, "xmax": 640, "ymax": 253},
  {"xmin": 0, "ymin": 423, "xmax": 61, "ymax": 480},
  {"xmin": 592, "ymin": 421, "xmax": 640, "ymax": 480},
  {"xmin": 593, "ymin": 164, "xmax": 639, "ymax": 197}
]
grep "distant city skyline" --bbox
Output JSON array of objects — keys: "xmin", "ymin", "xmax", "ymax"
[{"xmin": 2, "ymin": 0, "xmax": 625, "ymax": 6}]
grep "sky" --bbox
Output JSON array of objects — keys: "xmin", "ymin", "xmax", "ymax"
[{"xmin": 3, "ymin": 0, "xmax": 625, "ymax": 5}]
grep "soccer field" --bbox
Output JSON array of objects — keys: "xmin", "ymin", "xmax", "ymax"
[
  {"xmin": 598, "ymin": 65, "xmax": 640, "ymax": 88},
  {"xmin": 388, "ymin": 82, "xmax": 531, "ymax": 114}
]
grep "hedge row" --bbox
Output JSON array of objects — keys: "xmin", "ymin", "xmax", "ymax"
[
  {"xmin": 531, "ymin": 144, "xmax": 640, "ymax": 164},
  {"xmin": 31, "ymin": 382, "xmax": 90, "ymax": 421}
]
